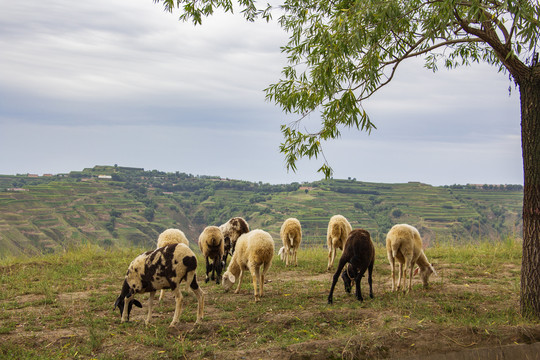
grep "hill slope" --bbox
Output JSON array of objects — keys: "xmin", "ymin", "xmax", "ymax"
[{"xmin": 0, "ymin": 166, "xmax": 523, "ymax": 257}]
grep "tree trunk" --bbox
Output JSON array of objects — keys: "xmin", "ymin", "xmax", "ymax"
[{"xmin": 519, "ymin": 77, "xmax": 540, "ymax": 318}]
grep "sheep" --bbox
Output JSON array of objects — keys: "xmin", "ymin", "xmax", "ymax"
[
  {"xmin": 157, "ymin": 228, "xmax": 189, "ymax": 248},
  {"xmin": 221, "ymin": 229, "xmax": 274, "ymax": 302},
  {"xmin": 219, "ymin": 217, "xmax": 250, "ymax": 265},
  {"xmin": 326, "ymin": 215, "xmax": 353, "ymax": 271},
  {"xmin": 113, "ymin": 243, "xmax": 204, "ymax": 327},
  {"xmin": 328, "ymin": 229, "xmax": 375, "ymax": 304},
  {"xmin": 157, "ymin": 228, "xmax": 190, "ymax": 301},
  {"xmin": 386, "ymin": 223, "xmax": 437, "ymax": 292},
  {"xmin": 198, "ymin": 225, "xmax": 225, "ymax": 284},
  {"xmin": 278, "ymin": 217, "xmax": 302, "ymax": 266}
]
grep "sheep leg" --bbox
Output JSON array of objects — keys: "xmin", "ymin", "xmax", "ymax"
[
  {"xmin": 170, "ymin": 288, "xmax": 183, "ymax": 327},
  {"xmin": 121, "ymin": 295, "xmax": 134, "ymax": 323},
  {"xmin": 214, "ymin": 255, "xmax": 222, "ymax": 285},
  {"xmin": 293, "ymin": 248, "xmax": 298, "ymax": 266},
  {"xmin": 397, "ymin": 262, "xmax": 404, "ymax": 291},
  {"xmin": 407, "ymin": 261, "xmax": 415, "ymax": 293},
  {"xmin": 327, "ymin": 246, "xmax": 336, "ymax": 271},
  {"xmin": 388, "ymin": 254, "xmax": 396, "ymax": 291},
  {"xmin": 328, "ymin": 257, "xmax": 348, "ymax": 304},
  {"xmin": 234, "ymin": 269, "xmax": 244, "ymax": 294},
  {"xmin": 158, "ymin": 289, "xmax": 165, "ymax": 303},
  {"xmin": 354, "ymin": 261, "xmax": 369, "ymax": 302},
  {"xmin": 145, "ymin": 291, "xmax": 156, "ymax": 326},
  {"xmin": 285, "ymin": 246, "xmax": 290, "ymax": 266},
  {"xmin": 354, "ymin": 274, "xmax": 363, "ymax": 302},
  {"xmin": 251, "ymin": 265, "xmax": 260, "ymax": 302},
  {"xmin": 205, "ymin": 257, "xmax": 211, "ymax": 283},
  {"xmin": 261, "ymin": 261, "xmax": 271, "ymax": 298},
  {"xmin": 189, "ymin": 275, "xmax": 205, "ymax": 324}
]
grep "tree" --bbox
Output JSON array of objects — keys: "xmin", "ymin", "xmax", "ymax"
[{"xmin": 156, "ymin": 0, "xmax": 540, "ymax": 317}]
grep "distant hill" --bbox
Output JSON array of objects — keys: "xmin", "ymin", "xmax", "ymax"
[{"xmin": 0, "ymin": 165, "xmax": 523, "ymax": 258}]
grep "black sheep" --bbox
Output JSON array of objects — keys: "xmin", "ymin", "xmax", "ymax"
[{"xmin": 328, "ymin": 229, "xmax": 375, "ymax": 304}]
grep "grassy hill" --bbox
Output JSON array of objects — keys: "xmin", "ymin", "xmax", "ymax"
[
  {"xmin": 0, "ymin": 166, "xmax": 523, "ymax": 258},
  {"xmin": 1, "ymin": 241, "xmax": 539, "ymax": 359}
]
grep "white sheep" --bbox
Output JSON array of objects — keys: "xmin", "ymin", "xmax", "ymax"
[
  {"xmin": 157, "ymin": 228, "xmax": 189, "ymax": 248},
  {"xmin": 114, "ymin": 243, "xmax": 204, "ymax": 327},
  {"xmin": 157, "ymin": 228, "xmax": 190, "ymax": 302},
  {"xmin": 219, "ymin": 217, "xmax": 250, "ymax": 264},
  {"xmin": 198, "ymin": 225, "xmax": 225, "ymax": 284},
  {"xmin": 278, "ymin": 218, "xmax": 302, "ymax": 266},
  {"xmin": 326, "ymin": 215, "xmax": 353, "ymax": 271},
  {"xmin": 221, "ymin": 229, "xmax": 274, "ymax": 302},
  {"xmin": 386, "ymin": 223, "xmax": 437, "ymax": 292}
]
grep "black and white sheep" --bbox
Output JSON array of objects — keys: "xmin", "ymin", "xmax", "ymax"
[
  {"xmin": 219, "ymin": 217, "xmax": 250, "ymax": 265},
  {"xmin": 113, "ymin": 243, "xmax": 204, "ymax": 327},
  {"xmin": 386, "ymin": 223, "xmax": 437, "ymax": 292},
  {"xmin": 198, "ymin": 225, "xmax": 225, "ymax": 284},
  {"xmin": 157, "ymin": 228, "xmax": 190, "ymax": 302},
  {"xmin": 222, "ymin": 229, "xmax": 274, "ymax": 302},
  {"xmin": 278, "ymin": 217, "xmax": 302, "ymax": 266},
  {"xmin": 327, "ymin": 229, "xmax": 375, "ymax": 304},
  {"xmin": 326, "ymin": 215, "xmax": 353, "ymax": 271}
]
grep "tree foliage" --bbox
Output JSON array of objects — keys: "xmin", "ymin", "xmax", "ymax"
[{"xmin": 155, "ymin": 0, "xmax": 539, "ymax": 177}]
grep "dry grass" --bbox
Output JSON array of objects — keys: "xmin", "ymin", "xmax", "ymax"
[{"xmin": 1, "ymin": 240, "xmax": 539, "ymax": 359}]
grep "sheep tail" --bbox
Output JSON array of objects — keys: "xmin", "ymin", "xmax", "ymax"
[
  {"xmin": 391, "ymin": 240, "xmax": 400, "ymax": 259},
  {"xmin": 288, "ymin": 234, "xmax": 294, "ymax": 247}
]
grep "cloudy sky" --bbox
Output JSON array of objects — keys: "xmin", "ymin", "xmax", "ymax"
[{"xmin": 0, "ymin": 0, "xmax": 523, "ymax": 186}]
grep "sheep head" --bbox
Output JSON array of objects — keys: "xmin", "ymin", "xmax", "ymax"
[
  {"xmin": 414, "ymin": 264, "xmax": 436, "ymax": 288},
  {"xmin": 221, "ymin": 271, "xmax": 236, "ymax": 292},
  {"xmin": 114, "ymin": 280, "xmax": 142, "ymax": 321}
]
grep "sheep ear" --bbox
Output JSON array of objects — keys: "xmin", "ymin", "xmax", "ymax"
[
  {"xmin": 229, "ymin": 274, "xmax": 236, "ymax": 283},
  {"xmin": 133, "ymin": 299, "xmax": 143, "ymax": 308},
  {"xmin": 413, "ymin": 267, "xmax": 419, "ymax": 276}
]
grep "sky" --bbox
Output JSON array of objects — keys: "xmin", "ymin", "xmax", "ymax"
[{"xmin": 0, "ymin": 0, "xmax": 523, "ymax": 186}]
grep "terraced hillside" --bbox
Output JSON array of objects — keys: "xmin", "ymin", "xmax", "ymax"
[{"xmin": 0, "ymin": 166, "xmax": 523, "ymax": 258}]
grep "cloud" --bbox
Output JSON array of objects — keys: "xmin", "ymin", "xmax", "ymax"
[{"xmin": 0, "ymin": 0, "xmax": 523, "ymax": 185}]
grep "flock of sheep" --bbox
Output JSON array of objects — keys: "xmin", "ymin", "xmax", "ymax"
[{"xmin": 114, "ymin": 216, "xmax": 436, "ymax": 327}]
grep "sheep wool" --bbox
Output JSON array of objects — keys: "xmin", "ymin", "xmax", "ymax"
[
  {"xmin": 157, "ymin": 228, "xmax": 189, "ymax": 248},
  {"xmin": 222, "ymin": 229, "xmax": 274, "ymax": 302},
  {"xmin": 326, "ymin": 215, "xmax": 352, "ymax": 271},
  {"xmin": 279, "ymin": 217, "xmax": 302, "ymax": 266},
  {"xmin": 386, "ymin": 223, "xmax": 437, "ymax": 292}
]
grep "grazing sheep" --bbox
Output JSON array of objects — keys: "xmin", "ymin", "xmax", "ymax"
[
  {"xmin": 113, "ymin": 243, "xmax": 204, "ymax": 327},
  {"xmin": 386, "ymin": 224, "xmax": 437, "ymax": 292},
  {"xmin": 328, "ymin": 229, "xmax": 375, "ymax": 304},
  {"xmin": 198, "ymin": 226, "xmax": 225, "ymax": 284},
  {"xmin": 157, "ymin": 228, "xmax": 189, "ymax": 248},
  {"xmin": 279, "ymin": 218, "xmax": 302, "ymax": 266},
  {"xmin": 157, "ymin": 228, "xmax": 190, "ymax": 301},
  {"xmin": 219, "ymin": 217, "xmax": 250, "ymax": 265},
  {"xmin": 326, "ymin": 215, "xmax": 353, "ymax": 271},
  {"xmin": 222, "ymin": 229, "xmax": 274, "ymax": 302}
]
